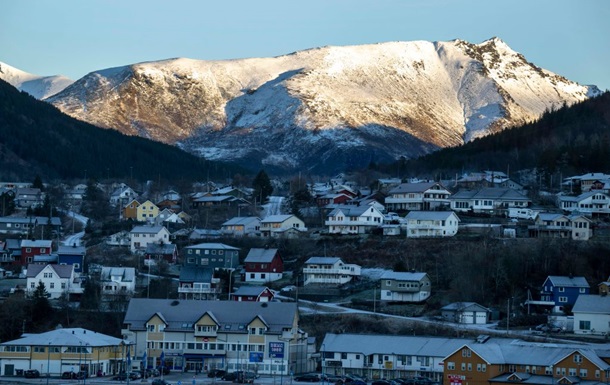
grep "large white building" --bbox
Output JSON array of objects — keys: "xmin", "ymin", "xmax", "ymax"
[
  {"xmin": 325, "ymin": 206, "xmax": 384, "ymax": 234},
  {"xmin": 129, "ymin": 225, "xmax": 170, "ymax": 253},
  {"xmin": 302, "ymin": 257, "xmax": 361, "ymax": 286},
  {"xmin": 385, "ymin": 182, "xmax": 451, "ymax": 211},
  {"xmin": 572, "ymin": 294, "xmax": 610, "ymax": 336},
  {"xmin": 26, "ymin": 264, "xmax": 83, "ymax": 299}
]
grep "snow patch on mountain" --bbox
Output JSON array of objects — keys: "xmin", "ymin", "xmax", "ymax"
[{"xmin": 0, "ymin": 61, "xmax": 73, "ymax": 99}]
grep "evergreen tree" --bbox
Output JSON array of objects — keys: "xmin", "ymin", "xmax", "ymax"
[
  {"xmin": 0, "ymin": 191, "xmax": 15, "ymax": 216},
  {"xmin": 31, "ymin": 281, "xmax": 53, "ymax": 330},
  {"xmin": 32, "ymin": 175, "xmax": 44, "ymax": 191},
  {"xmin": 252, "ymin": 170, "xmax": 273, "ymax": 204}
]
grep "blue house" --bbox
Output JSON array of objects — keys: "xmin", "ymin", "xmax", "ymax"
[
  {"xmin": 540, "ymin": 275, "xmax": 590, "ymax": 313},
  {"xmin": 57, "ymin": 244, "xmax": 86, "ymax": 273},
  {"xmin": 182, "ymin": 243, "xmax": 239, "ymax": 270}
]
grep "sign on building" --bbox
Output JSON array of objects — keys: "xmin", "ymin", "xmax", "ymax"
[{"xmin": 269, "ymin": 342, "xmax": 284, "ymax": 359}]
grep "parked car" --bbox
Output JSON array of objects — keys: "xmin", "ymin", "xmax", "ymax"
[
  {"xmin": 294, "ymin": 373, "xmax": 321, "ymax": 382},
  {"xmin": 24, "ymin": 369, "xmax": 40, "ymax": 378},
  {"xmin": 208, "ymin": 369, "xmax": 226, "ymax": 378},
  {"xmin": 222, "ymin": 372, "xmax": 240, "ymax": 381},
  {"xmin": 113, "ymin": 373, "xmax": 128, "ymax": 381},
  {"xmin": 152, "ymin": 379, "xmax": 172, "ymax": 385}
]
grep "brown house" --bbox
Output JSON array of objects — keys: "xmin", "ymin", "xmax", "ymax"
[{"xmin": 122, "ymin": 199, "xmax": 140, "ymax": 220}]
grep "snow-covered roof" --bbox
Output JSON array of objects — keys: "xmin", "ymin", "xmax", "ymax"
[{"xmin": 0, "ymin": 328, "xmax": 126, "ymax": 347}]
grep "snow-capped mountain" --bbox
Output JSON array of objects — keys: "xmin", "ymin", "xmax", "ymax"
[
  {"xmin": 47, "ymin": 38, "xmax": 601, "ymax": 173},
  {"xmin": 0, "ymin": 61, "xmax": 73, "ymax": 100}
]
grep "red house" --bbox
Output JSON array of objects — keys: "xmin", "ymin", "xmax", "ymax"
[
  {"xmin": 231, "ymin": 286, "xmax": 275, "ymax": 302},
  {"xmin": 243, "ymin": 248, "xmax": 284, "ymax": 283},
  {"xmin": 19, "ymin": 240, "xmax": 53, "ymax": 266},
  {"xmin": 316, "ymin": 193, "xmax": 352, "ymax": 207}
]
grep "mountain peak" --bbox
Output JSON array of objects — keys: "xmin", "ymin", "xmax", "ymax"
[{"xmin": 0, "ymin": 60, "xmax": 73, "ymax": 99}]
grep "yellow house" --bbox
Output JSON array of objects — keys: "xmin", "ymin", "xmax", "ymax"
[
  {"xmin": 0, "ymin": 328, "xmax": 130, "ymax": 377},
  {"xmin": 122, "ymin": 299, "xmax": 308, "ymax": 375},
  {"xmin": 136, "ymin": 200, "xmax": 160, "ymax": 223}
]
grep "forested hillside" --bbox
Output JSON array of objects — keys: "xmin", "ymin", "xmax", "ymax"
[
  {"xmin": 383, "ymin": 92, "xmax": 610, "ymax": 179},
  {"xmin": 0, "ymin": 79, "xmax": 244, "ymax": 182}
]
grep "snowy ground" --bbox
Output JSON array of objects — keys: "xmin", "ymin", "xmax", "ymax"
[{"xmin": 262, "ymin": 196, "xmax": 284, "ymax": 217}]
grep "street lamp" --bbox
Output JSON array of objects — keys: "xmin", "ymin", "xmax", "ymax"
[
  {"xmin": 46, "ymin": 342, "xmax": 51, "ymax": 385},
  {"xmin": 84, "ymin": 343, "xmax": 89, "ymax": 385},
  {"xmin": 321, "ymin": 344, "xmax": 326, "ymax": 385}
]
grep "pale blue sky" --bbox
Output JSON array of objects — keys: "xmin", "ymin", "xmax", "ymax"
[{"xmin": 2, "ymin": 0, "xmax": 609, "ymax": 90}]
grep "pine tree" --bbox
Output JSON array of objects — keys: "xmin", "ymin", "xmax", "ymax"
[{"xmin": 252, "ymin": 170, "xmax": 273, "ymax": 204}]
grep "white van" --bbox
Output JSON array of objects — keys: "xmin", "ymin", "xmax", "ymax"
[{"xmin": 508, "ymin": 208, "xmax": 538, "ymax": 220}]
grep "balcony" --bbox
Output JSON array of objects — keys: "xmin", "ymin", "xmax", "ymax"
[
  {"xmin": 303, "ymin": 268, "xmax": 358, "ymax": 276},
  {"xmin": 178, "ymin": 286, "xmax": 221, "ymax": 294}
]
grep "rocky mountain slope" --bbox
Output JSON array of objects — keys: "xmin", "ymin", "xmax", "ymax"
[
  {"xmin": 47, "ymin": 38, "xmax": 600, "ymax": 173},
  {"xmin": 0, "ymin": 61, "xmax": 73, "ymax": 99}
]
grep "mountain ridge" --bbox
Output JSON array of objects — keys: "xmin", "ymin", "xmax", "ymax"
[
  {"xmin": 0, "ymin": 61, "xmax": 73, "ymax": 99},
  {"xmin": 45, "ymin": 38, "xmax": 601, "ymax": 173}
]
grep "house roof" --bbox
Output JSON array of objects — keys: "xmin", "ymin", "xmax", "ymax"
[
  {"xmin": 0, "ymin": 328, "xmax": 126, "ymax": 347},
  {"xmin": 441, "ymin": 302, "xmax": 491, "ymax": 312},
  {"xmin": 222, "ymin": 217, "xmax": 261, "ymax": 226},
  {"xmin": 101, "ymin": 267, "xmax": 136, "ymax": 282},
  {"xmin": 244, "ymin": 248, "xmax": 279, "ymax": 263},
  {"xmin": 405, "ymin": 211, "xmax": 459, "ymax": 221},
  {"xmin": 538, "ymin": 213, "xmax": 568, "ymax": 221},
  {"xmin": 545, "ymin": 276, "xmax": 590, "ymax": 288},
  {"xmin": 123, "ymin": 299, "xmax": 297, "ymax": 334},
  {"xmin": 145, "ymin": 243, "xmax": 177, "ymax": 254},
  {"xmin": 179, "ymin": 266, "xmax": 215, "ymax": 282},
  {"xmin": 322, "ymin": 333, "xmax": 471, "ymax": 356},
  {"xmin": 304, "ymin": 256, "xmax": 342, "ymax": 265},
  {"xmin": 261, "ymin": 215, "xmax": 297, "ymax": 223},
  {"xmin": 26, "ymin": 263, "xmax": 73, "ymax": 279},
  {"xmin": 57, "ymin": 245, "xmax": 86, "ymax": 255},
  {"xmin": 450, "ymin": 188, "xmax": 529, "ymax": 201},
  {"xmin": 130, "ymin": 225, "xmax": 166, "ymax": 234},
  {"xmin": 21, "ymin": 239, "xmax": 53, "ymax": 248},
  {"xmin": 328, "ymin": 206, "xmax": 379, "ymax": 217},
  {"xmin": 573, "ymin": 295, "xmax": 610, "ymax": 314},
  {"xmin": 388, "ymin": 182, "xmax": 444, "ymax": 194},
  {"xmin": 380, "ymin": 271, "xmax": 428, "ymax": 281},
  {"xmin": 232, "ymin": 286, "xmax": 271, "ymax": 297},
  {"xmin": 185, "ymin": 243, "xmax": 239, "ymax": 251}
]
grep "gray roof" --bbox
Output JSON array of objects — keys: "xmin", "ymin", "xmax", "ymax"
[
  {"xmin": 26, "ymin": 263, "xmax": 73, "ymax": 278},
  {"xmin": 101, "ymin": 267, "xmax": 136, "ymax": 282},
  {"xmin": 21, "ymin": 239, "xmax": 53, "ymax": 248},
  {"xmin": 179, "ymin": 266, "xmax": 215, "ymax": 283},
  {"xmin": 450, "ymin": 188, "xmax": 529, "ymax": 201},
  {"xmin": 328, "ymin": 206, "xmax": 378, "ymax": 217},
  {"xmin": 245, "ymin": 248, "xmax": 280, "ymax": 263},
  {"xmin": 131, "ymin": 225, "xmax": 166, "ymax": 234},
  {"xmin": 538, "ymin": 213, "xmax": 568, "ymax": 221},
  {"xmin": 232, "ymin": 286, "xmax": 271, "ymax": 297},
  {"xmin": 0, "ymin": 327, "xmax": 127, "ymax": 347},
  {"xmin": 322, "ymin": 333, "xmax": 471, "ymax": 356},
  {"xmin": 545, "ymin": 276, "xmax": 590, "ymax": 288},
  {"xmin": 380, "ymin": 271, "xmax": 428, "ymax": 281},
  {"xmin": 304, "ymin": 256, "xmax": 342, "ymax": 265},
  {"xmin": 405, "ymin": 211, "xmax": 459, "ymax": 221},
  {"xmin": 145, "ymin": 243, "xmax": 177, "ymax": 254},
  {"xmin": 388, "ymin": 182, "xmax": 445, "ymax": 194},
  {"xmin": 57, "ymin": 245, "xmax": 86, "ymax": 255},
  {"xmin": 0, "ymin": 216, "xmax": 62, "ymax": 226},
  {"xmin": 261, "ymin": 215, "xmax": 297, "ymax": 223},
  {"xmin": 123, "ymin": 299, "xmax": 297, "ymax": 334},
  {"xmin": 185, "ymin": 243, "xmax": 239, "ymax": 251},
  {"xmin": 222, "ymin": 217, "xmax": 261, "ymax": 226},
  {"xmin": 441, "ymin": 302, "xmax": 491, "ymax": 312},
  {"xmin": 573, "ymin": 295, "xmax": 610, "ymax": 314}
]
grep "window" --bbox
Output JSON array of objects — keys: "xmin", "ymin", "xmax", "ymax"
[
  {"xmin": 558, "ymin": 287, "xmax": 565, "ymax": 292},
  {"xmin": 447, "ymin": 362, "xmax": 455, "ymax": 370},
  {"xmin": 579, "ymin": 288, "xmax": 586, "ymax": 293},
  {"xmin": 579, "ymin": 320, "xmax": 591, "ymax": 330},
  {"xmin": 580, "ymin": 369, "xmax": 587, "ymax": 378},
  {"xmin": 61, "ymin": 283, "xmax": 66, "ymax": 289},
  {"xmin": 559, "ymin": 296, "xmax": 568, "ymax": 303},
  {"xmin": 467, "ymin": 363, "xmax": 472, "ymax": 371},
  {"xmin": 462, "ymin": 348, "xmax": 471, "ymax": 357},
  {"xmin": 147, "ymin": 325, "xmax": 155, "ymax": 332},
  {"xmin": 573, "ymin": 354, "xmax": 582, "ymax": 363},
  {"xmin": 461, "ymin": 363, "xmax": 466, "ymax": 371},
  {"xmin": 341, "ymin": 353, "xmax": 347, "ymax": 359},
  {"xmin": 50, "ymin": 283, "xmax": 55, "ymax": 289},
  {"xmin": 569, "ymin": 368, "xmax": 577, "ymax": 376}
]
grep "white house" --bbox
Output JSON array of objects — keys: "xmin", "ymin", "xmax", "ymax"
[
  {"xmin": 260, "ymin": 215, "xmax": 307, "ymax": 237},
  {"xmin": 303, "ymin": 257, "xmax": 361, "ymax": 286},
  {"xmin": 572, "ymin": 294, "xmax": 610, "ymax": 335},
  {"xmin": 325, "ymin": 206, "xmax": 384, "ymax": 234},
  {"xmin": 558, "ymin": 191, "xmax": 610, "ymax": 216},
  {"xmin": 528, "ymin": 213, "xmax": 593, "ymax": 241},
  {"xmin": 405, "ymin": 211, "xmax": 460, "ymax": 238},
  {"xmin": 379, "ymin": 271, "xmax": 431, "ymax": 302},
  {"xmin": 109, "ymin": 185, "xmax": 138, "ymax": 207},
  {"xmin": 441, "ymin": 302, "xmax": 491, "ymax": 324},
  {"xmin": 220, "ymin": 217, "xmax": 261, "ymax": 237},
  {"xmin": 385, "ymin": 182, "xmax": 451, "ymax": 211},
  {"xmin": 449, "ymin": 187, "xmax": 530, "ymax": 214},
  {"xmin": 129, "ymin": 225, "xmax": 170, "ymax": 253},
  {"xmin": 100, "ymin": 267, "xmax": 137, "ymax": 296},
  {"xmin": 25, "ymin": 264, "xmax": 83, "ymax": 299}
]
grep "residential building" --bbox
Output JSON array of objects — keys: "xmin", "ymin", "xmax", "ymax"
[
  {"xmin": 321, "ymin": 333, "xmax": 471, "ymax": 381},
  {"xmin": 442, "ymin": 337, "xmax": 610, "ymax": 385},
  {"xmin": 20, "ymin": 239, "xmax": 53, "ymax": 266},
  {"xmin": 440, "ymin": 302, "xmax": 491, "ymax": 324},
  {"xmin": 558, "ymin": 191, "xmax": 610, "ymax": 216},
  {"xmin": 220, "ymin": 217, "xmax": 261, "ymax": 237},
  {"xmin": 572, "ymin": 294, "xmax": 610, "ymax": 335},
  {"xmin": 564, "ymin": 172, "xmax": 610, "ymax": 193},
  {"xmin": 404, "ymin": 211, "xmax": 460, "ymax": 238},
  {"xmin": 122, "ymin": 199, "xmax": 140, "ymax": 221},
  {"xmin": 231, "ymin": 286, "xmax": 275, "ymax": 302},
  {"xmin": 0, "ymin": 328, "xmax": 128, "ymax": 377},
  {"xmin": 121, "ymin": 299, "xmax": 308, "ymax": 375},
  {"xmin": 14, "ymin": 187, "xmax": 44, "ymax": 208},
  {"xmin": 136, "ymin": 200, "xmax": 160, "ymax": 223},
  {"xmin": 243, "ymin": 248, "xmax": 283, "ymax": 283},
  {"xmin": 325, "ymin": 206, "xmax": 384, "ymax": 234},
  {"xmin": 179, "ymin": 243, "xmax": 239, "ymax": 300},
  {"xmin": 385, "ymin": 182, "xmax": 451, "ymax": 211},
  {"xmin": 144, "ymin": 242, "xmax": 178, "ymax": 265},
  {"xmin": 56, "ymin": 244, "xmax": 86, "ymax": 273},
  {"xmin": 25, "ymin": 264, "xmax": 83, "ymax": 299},
  {"xmin": 528, "ymin": 213, "xmax": 592, "ymax": 241},
  {"xmin": 178, "ymin": 267, "xmax": 220, "ymax": 300},
  {"xmin": 540, "ymin": 275, "xmax": 590, "ymax": 314},
  {"xmin": 129, "ymin": 225, "xmax": 170, "ymax": 253},
  {"xmin": 109, "ymin": 185, "xmax": 138, "ymax": 207},
  {"xmin": 302, "ymin": 257, "xmax": 361, "ymax": 286},
  {"xmin": 316, "ymin": 193, "xmax": 353, "ymax": 207},
  {"xmin": 260, "ymin": 215, "xmax": 307, "ymax": 237},
  {"xmin": 106, "ymin": 231, "xmax": 130, "ymax": 247},
  {"xmin": 0, "ymin": 216, "xmax": 62, "ymax": 237},
  {"xmin": 100, "ymin": 267, "xmax": 137, "ymax": 297},
  {"xmin": 379, "ymin": 271, "xmax": 431, "ymax": 302},
  {"xmin": 449, "ymin": 188, "xmax": 530, "ymax": 214}
]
